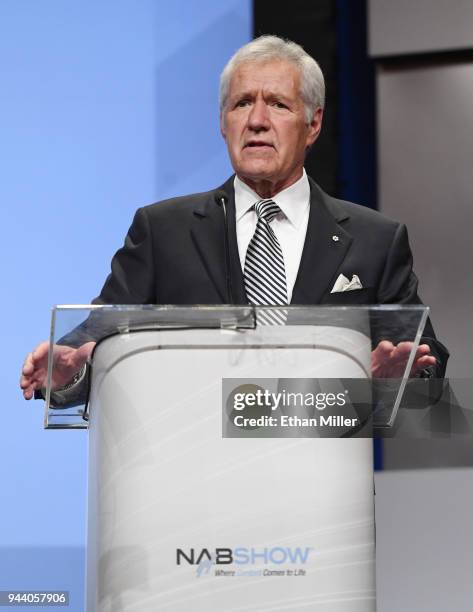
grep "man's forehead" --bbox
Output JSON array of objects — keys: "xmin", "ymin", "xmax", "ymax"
[{"xmin": 229, "ymin": 59, "xmax": 301, "ymax": 94}]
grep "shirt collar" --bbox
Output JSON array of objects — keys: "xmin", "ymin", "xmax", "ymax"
[{"xmin": 234, "ymin": 169, "xmax": 310, "ymax": 229}]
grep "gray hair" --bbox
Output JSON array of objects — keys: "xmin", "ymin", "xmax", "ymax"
[{"xmin": 219, "ymin": 35, "xmax": 325, "ymax": 124}]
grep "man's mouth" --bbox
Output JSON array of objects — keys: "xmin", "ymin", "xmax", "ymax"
[{"xmin": 244, "ymin": 141, "xmax": 274, "ymax": 149}]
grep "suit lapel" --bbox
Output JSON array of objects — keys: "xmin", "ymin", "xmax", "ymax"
[
  {"xmin": 225, "ymin": 182, "xmax": 248, "ymax": 304},
  {"xmin": 190, "ymin": 177, "xmax": 247, "ymax": 304},
  {"xmin": 190, "ymin": 175, "xmax": 353, "ymax": 306},
  {"xmin": 291, "ymin": 178, "xmax": 353, "ymax": 304}
]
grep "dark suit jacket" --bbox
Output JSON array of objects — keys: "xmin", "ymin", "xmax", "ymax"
[{"xmin": 93, "ymin": 174, "xmax": 448, "ymax": 376}]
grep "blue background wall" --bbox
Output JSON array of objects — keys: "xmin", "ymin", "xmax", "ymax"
[{"xmin": 0, "ymin": 1, "xmax": 251, "ymax": 609}]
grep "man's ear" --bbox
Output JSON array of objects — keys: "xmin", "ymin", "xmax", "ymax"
[
  {"xmin": 306, "ymin": 107, "xmax": 323, "ymax": 148},
  {"xmin": 220, "ymin": 113, "xmax": 227, "ymax": 140}
]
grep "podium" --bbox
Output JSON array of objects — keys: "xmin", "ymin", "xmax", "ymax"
[{"xmin": 44, "ymin": 305, "xmax": 429, "ymax": 611}]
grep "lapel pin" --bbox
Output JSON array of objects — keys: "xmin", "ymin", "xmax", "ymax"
[{"xmin": 332, "ymin": 235, "xmax": 339, "ymax": 242}]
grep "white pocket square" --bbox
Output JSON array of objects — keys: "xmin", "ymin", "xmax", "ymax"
[{"xmin": 330, "ymin": 274, "xmax": 363, "ymax": 293}]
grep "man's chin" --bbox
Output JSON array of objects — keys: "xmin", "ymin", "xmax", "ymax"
[{"xmin": 234, "ymin": 164, "xmax": 277, "ymax": 183}]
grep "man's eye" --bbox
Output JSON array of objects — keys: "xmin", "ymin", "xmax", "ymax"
[
  {"xmin": 236, "ymin": 99, "xmax": 251, "ymax": 108},
  {"xmin": 273, "ymin": 101, "xmax": 288, "ymax": 109}
]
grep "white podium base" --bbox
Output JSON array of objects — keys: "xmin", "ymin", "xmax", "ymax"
[{"xmin": 87, "ymin": 326, "xmax": 375, "ymax": 611}]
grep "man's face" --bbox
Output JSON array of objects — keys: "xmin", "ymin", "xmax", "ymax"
[{"xmin": 220, "ymin": 59, "xmax": 322, "ymax": 192}]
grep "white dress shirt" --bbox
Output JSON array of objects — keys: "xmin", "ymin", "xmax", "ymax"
[{"xmin": 234, "ymin": 170, "xmax": 310, "ymax": 303}]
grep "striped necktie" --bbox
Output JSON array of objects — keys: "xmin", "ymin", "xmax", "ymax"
[{"xmin": 243, "ymin": 199, "xmax": 288, "ymax": 324}]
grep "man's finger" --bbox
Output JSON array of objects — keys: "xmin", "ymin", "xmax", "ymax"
[
  {"xmin": 393, "ymin": 343, "xmax": 432, "ymax": 367},
  {"xmin": 377, "ymin": 340, "xmax": 394, "ymax": 353},
  {"xmin": 74, "ymin": 341, "xmax": 96, "ymax": 365},
  {"xmin": 411, "ymin": 346, "xmax": 434, "ymax": 363},
  {"xmin": 22, "ymin": 352, "xmax": 34, "ymax": 375},
  {"xmin": 30, "ymin": 370, "xmax": 46, "ymax": 386},
  {"xmin": 31, "ymin": 342, "xmax": 49, "ymax": 364},
  {"xmin": 20, "ymin": 342, "xmax": 50, "ymax": 400},
  {"xmin": 22, "ymin": 381, "xmax": 38, "ymax": 400},
  {"xmin": 20, "ymin": 375, "xmax": 31, "ymax": 389},
  {"xmin": 392, "ymin": 342, "xmax": 415, "ymax": 358},
  {"xmin": 23, "ymin": 381, "xmax": 40, "ymax": 400},
  {"xmin": 410, "ymin": 355, "xmax": 437, "ymax": 377},
  {"xmin": 414, "ymin": 343, "xmax": 431, "ymax": 356},
  {"xmin": 414, "ymin": 355, "xmax": 437, "ymax": 368}
]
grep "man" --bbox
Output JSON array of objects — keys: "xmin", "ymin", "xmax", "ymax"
[{"xmin": 20, "ymin": 35, "xmax": 448, "ymax": 401}]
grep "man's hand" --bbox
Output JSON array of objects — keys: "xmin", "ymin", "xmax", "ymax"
[
  {"xmin": 371, "ymin": 340, "xmax": 436, "ymax": 379},
  {"xmin": 20, "ymin": 341, "xmax": 96, "ymax": 400}
]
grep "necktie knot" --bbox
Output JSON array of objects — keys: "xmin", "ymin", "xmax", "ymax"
[{"xmin": 254, "ymin": 199, "xmax": 280, "ymax": 224}]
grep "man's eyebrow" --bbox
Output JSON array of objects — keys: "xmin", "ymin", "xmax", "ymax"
[
  {"xmin": 231, "ymin": 90, "xmax": 255, "ymax": 100},
  {"xmin": 231, "ymin": 89, "xmax": 292, "ymax": 102},
  {"xmin": 267, "ymin": 91, "xmax": 292, "ymax": 102}
]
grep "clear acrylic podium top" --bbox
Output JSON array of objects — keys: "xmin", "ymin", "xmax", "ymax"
[{"xmin": 43, "ymin": 304, "xmax": 429, "ymax": 430}]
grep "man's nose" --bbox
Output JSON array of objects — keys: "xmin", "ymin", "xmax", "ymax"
[{"xmin": 247, "ymin": 99, "xmax": 270, "ymax": 131}]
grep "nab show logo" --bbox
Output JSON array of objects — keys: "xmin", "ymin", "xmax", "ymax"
[{"xmin": 177, "ymin": 547, "xmax": 312, "ymax": 577}]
